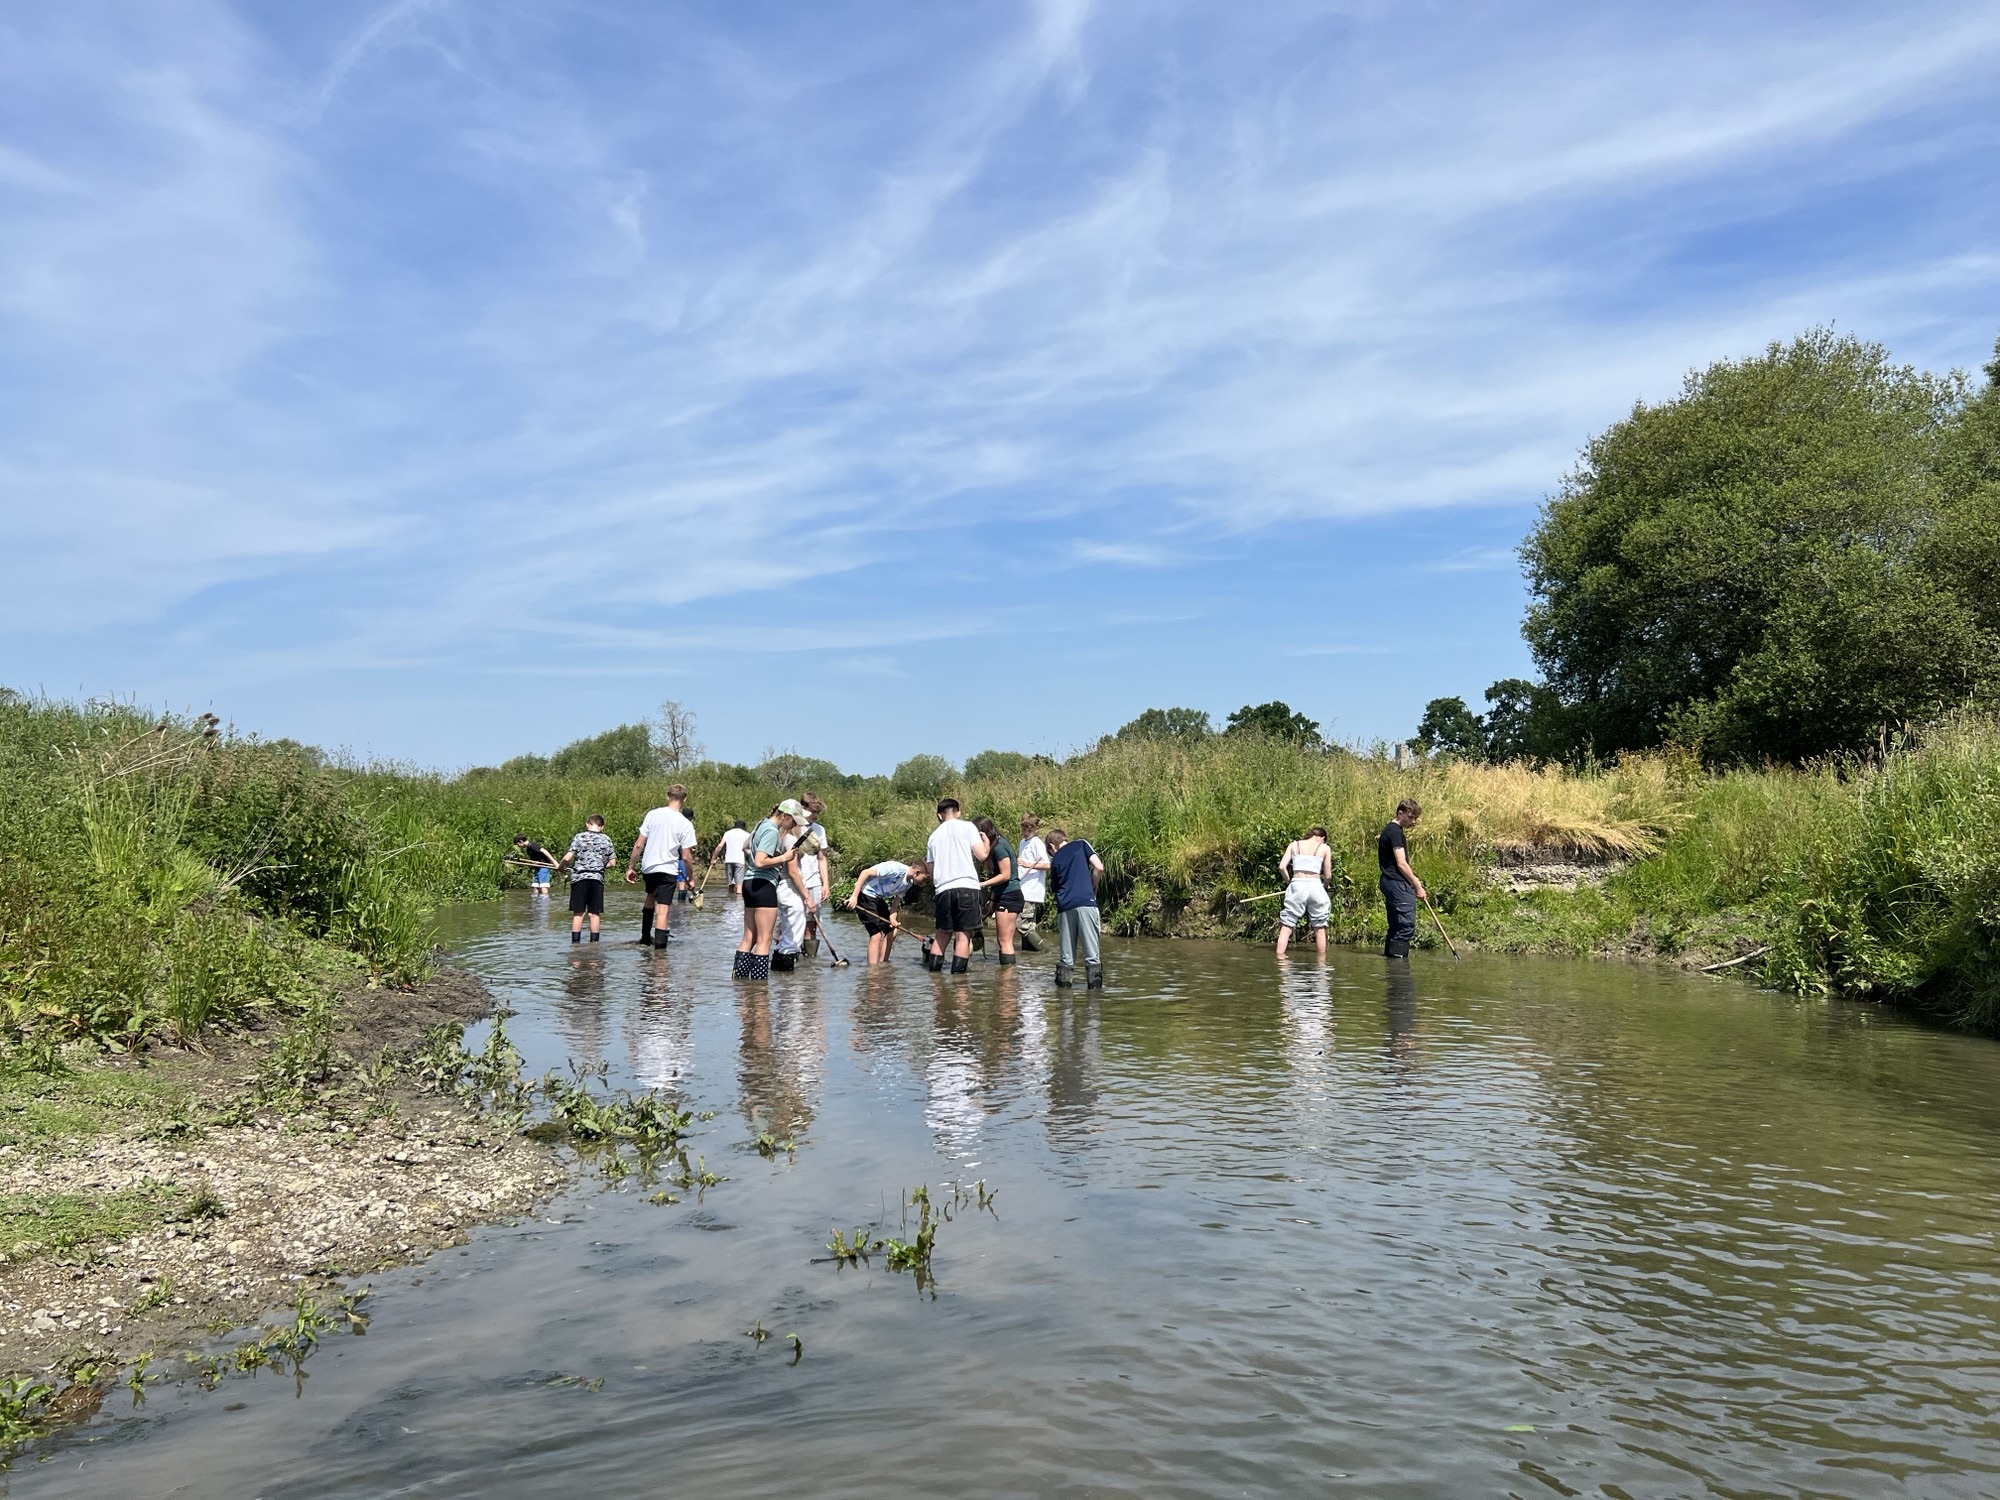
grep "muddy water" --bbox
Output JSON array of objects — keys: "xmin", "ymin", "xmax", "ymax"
[{"xmin": 32, "ymin": 892, "xmax": 2000, "ymax": 1497}]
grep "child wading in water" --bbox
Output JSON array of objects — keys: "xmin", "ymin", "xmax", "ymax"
[
  {"xmin": 844, "ymin": 859, "xmax": 931, "ymax": 964},
  {"xmin": 560, "ymin": 815, "xmax": 617, "ymax": 943},
  {"xmin": 974, "ymin": 816, "xmax": 1022, "ymax": 964},
  {"xmin": 734, "ymin": 803, "xmax": 808, "ymax": 980},
  {"xmin": 513, "ymin": 834, "xmax": 557, "ymax": 897},
  {"xmin": 1275, "ymin": 825, "xmax": 1333, "ymax": 958}
]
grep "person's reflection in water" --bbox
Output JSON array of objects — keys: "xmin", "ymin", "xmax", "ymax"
[
  {"xmin": 555, "ymin": 949, "xmax": 610, "ymax": 1061},
  {"xmin": 735, "ymin": 986, "xmax": 825, "ymax": 1142},
  {"xmin": 627, "ymin": 960, "xmax": 693, "ymax": 1093},
  {"xmin": 1044, "ymin": 991, "xmax": 1102, "ymax": 1154},
  {"xmin": 1384, "ymin": 960, "xmax": 1421, "ymax": 1084},
  {"xmin": 848, "ymin": 964, "xmax": 902, "ymax": 1059},
  {"xmin": 1278, "ymin": 957, "xmax": 1334, "ymax": 1102}
]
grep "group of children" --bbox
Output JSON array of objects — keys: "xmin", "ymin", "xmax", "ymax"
[
  {"xmin": 514, "ymin": 792, "xmax": 1108, "ymax": 987},
  {"xmin": 516, "ymin": 791, "xmax": 1432, "ymax": 980}
]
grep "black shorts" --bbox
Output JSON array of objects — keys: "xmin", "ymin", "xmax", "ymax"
[
  {"xmin": 857, "ymin": 893, "xmax": 896, "ymax": 937},
  {"xmin": 992, "ymin": 888, "xmax": 1024, "ymax": 914},
  {"xmin": 643, "ymin": 870, "xmax": 680, "ymax": 900},
  {"xmin": 569, "ymin": 878, "xmax": 605, "ymax": 915},
  {"xmin": 934, "ymin": 887, "xmax": 984, "ymax": 933},
  {"xmin": 742, "ymin": 879, "xmax": 780, "ymax": 910}
]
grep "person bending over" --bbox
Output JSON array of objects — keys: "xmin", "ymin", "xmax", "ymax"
[
  {"xmin": 845, "ymin": 859, "xmax": 931, "ymax": 964},
  {"xmin": 513, "ymin": 834, "xmax": 557, "ymax": 897}
]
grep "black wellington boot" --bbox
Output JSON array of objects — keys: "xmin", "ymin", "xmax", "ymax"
[
  {"xmin": 1085, "ymin": 962, "xmax": 1103, "ymax": 990},
  {"xmin": 950, "ymin": 956, "xmax": 970, "ymax": 975},
  {"xmin": 651, "ymin": 929, "xmax": 670, "ymax": 950},
  {"xmin": 733, "ymin": 951, "xmax": 751, "ymax": 979},
  {"xmin": 997, "ymin": 952, "xmax": 1017, "ymax": 966},
  {"xmin": 1054, "ymin": 964, "xmax": 1074, "ymax": 989},
  {"xmin": 772, "ymin": 951, "xmax": 796, "ymax": 972}
]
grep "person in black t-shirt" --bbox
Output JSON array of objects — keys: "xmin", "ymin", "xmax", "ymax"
[{"xmin": 1377, "ymin": 798, "xmax": 1427, "ymax": 959}]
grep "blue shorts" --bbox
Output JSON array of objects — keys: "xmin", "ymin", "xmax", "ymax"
[{"xmin": 530, "ymin": 867, "xmax": 552, "ymax": 888}]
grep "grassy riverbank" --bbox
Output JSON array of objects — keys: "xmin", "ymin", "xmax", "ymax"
[{"xmin": 3, "ymin": 695, "xmax": 1997, "ymax": 1050}]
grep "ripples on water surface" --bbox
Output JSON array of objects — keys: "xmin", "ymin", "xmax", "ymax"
[{"xmin": 33, "ymin": 893, "xmax": 2000, "ymax": 1498}]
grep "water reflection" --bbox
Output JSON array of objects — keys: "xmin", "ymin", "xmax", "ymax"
[
  {"xmin": 734, "ymin": 986, "xmax": 824, "ymax": 1138},
  {"xmin": 46, "ymin": 900, "xmax": 2000, "ymax": 1500}
]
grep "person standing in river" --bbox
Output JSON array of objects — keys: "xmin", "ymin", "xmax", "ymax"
[
  {"xmin": 559, "ymin": 815, "xmax": 616, "ymax": 944},
  {"xmin": 1378, "ymin": 799, "xmax": 1427, "ymax": 959},
  {"xmin": 735, "ymin": 804, "xmax": 806, "ymax": 980},
  {"xmin": 714, "ymin": 820, "xmax": 751, "ymax": 896},
  {"xmin": 627, "ymin": 785, "xmax": 697, "ymax": 949},
  {"xmin": 974, "ymin": 816, "xmax": 1023, "ymax": 965},
  {"xmin": 1045, "ymin": 827, "xmax": 1105, "ymax": 990},
  {"xmin": 924, "ymin": 798, "xmax": 990, "ymax": 974},
  {"xmin": 844, "ymin": 858, "xmax": 931, "ymax": 964},
  {"xmin": 1275, "ymin": 824, "xmax": 1333, "ymax": 959},
  {"xmin": 1015, "ymin": 815, "xmax": 1049, "ymax": 951},
  {"xmin": 512, "ymin": 834, "xmax": 558, "ymax": 898},
  {"xmin": 797, "ymin": 792, "xmax": 834, "ymax": 958}
]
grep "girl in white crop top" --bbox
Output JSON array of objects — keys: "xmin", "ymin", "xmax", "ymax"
[{"xmin": 1281, "ymin": 828, "xmax": 1330, "ymax": 883}]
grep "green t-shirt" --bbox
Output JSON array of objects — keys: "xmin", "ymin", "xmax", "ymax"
[
  {"xmin": 744, "ymin": 818, "xmax": 786, "ymax": 886},
  {"xmin": 990, "ymin": 835, "xmax": 1021, "ymax": 893}
]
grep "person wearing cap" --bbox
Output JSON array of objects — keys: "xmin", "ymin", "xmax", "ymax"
[
  {"xmin": 734, "ymin": 802, "xmax": 807, "ymax": 980},
  {"xmin": 796, "ymin": 792, "xmax": 834, "ymax": 957},
  {"xmin": 923, "ymin": 798, "xmax": 990, "ymax": 974},
  {"xmin": 770, "ymin": 798, "xmax": 819, "ymax": 971}
]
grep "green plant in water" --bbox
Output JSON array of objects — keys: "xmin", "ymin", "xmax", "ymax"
[
  {"xmin": 884, "ymin": 1185, "xmax": 940, "ymax": 1287},
  {"xmin": 126, "ymin": 1353, "xmax": 152, "ymax": 1408},
  {"xmin": 747, "ymin": 1320, "xmax": 769, "ymax": 1343},
  {"xmin": 754, "ymin": 1131, "xmax": 795, "ymax": 1160},
  {"xmin": 0, "ymin": 1376, "xmax": 56, "ymax": 1446},
  {"xmin": 825, "ymin": 1225, "xmax": 882, "ymax": 1265}
]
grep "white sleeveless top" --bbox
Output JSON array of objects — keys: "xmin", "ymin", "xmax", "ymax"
[{"xmin": 1288, "ymin": 844, "xmax": 1326, "ymax": 879}]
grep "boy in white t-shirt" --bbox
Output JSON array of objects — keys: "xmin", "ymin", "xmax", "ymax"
[
  {"xmin": 924, "ymin": 798, "xmax": 991, "ymax": 974},
  {"xmin": 626, "ymin": 785, "xmax": 697, "ymax": 949},
  {"xmin": 1015, "ymin": 814, "xmax": 1050, "ymax": 952},
  {"xmin": 713, "ymin": 821, "xmax": 751, "ymax": 895}
]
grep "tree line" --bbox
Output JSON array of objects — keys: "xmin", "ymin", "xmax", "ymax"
[{"xmin": 1418, "ymin": 327, "xmax": 2000, "ymax": 765}]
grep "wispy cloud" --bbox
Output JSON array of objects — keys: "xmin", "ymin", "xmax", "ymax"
[{"xmin": 3, "ymin": 0, "xmax": 1997, "ymax": 763}]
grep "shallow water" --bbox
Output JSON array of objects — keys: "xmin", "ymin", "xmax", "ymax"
[{"xmin": 29, "ymin": 892, "xmax": 2000, "ymax": 1497}]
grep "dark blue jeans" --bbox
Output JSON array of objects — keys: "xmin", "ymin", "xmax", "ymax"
[{"xmin": 1380, "ymin": 875, "xmax": 1417, "ymax": 957}]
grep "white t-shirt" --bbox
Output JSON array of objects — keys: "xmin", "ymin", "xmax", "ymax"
[
  {"xmin": 637, "ymin": 806, "xmax": 697, "ymax": 874},
  {"xmin": 927, "ymin": 818, "xmax": 984, "ymax": 892},
  {"xmin": 720, "ymin": 827, "xmax": 750, "ymax": 863},
  {"xmin": 784, "ymin": 825, "xmax": 827, "ymax": 897},
  {"xmin": 1017, "ymin": 835, "xmax": 1049, "ymax": 902}
]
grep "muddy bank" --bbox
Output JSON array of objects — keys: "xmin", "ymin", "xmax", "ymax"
[{"xmin": 0, "ymin": 969, "xmax": 568, "ymax": 1406}]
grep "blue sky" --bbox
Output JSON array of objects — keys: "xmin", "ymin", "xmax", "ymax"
[{"xmin": 3, "ymin": 2, "xmax": 1997, "ymax": 773}]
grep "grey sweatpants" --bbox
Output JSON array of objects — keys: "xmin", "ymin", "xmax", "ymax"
[{"xmin": 1057, "ymin": 906, "xmax": 1101, "ymax": 967}]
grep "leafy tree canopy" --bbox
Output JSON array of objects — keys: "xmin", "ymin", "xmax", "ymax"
[
  {"xmin": 1114, "ymin": 707, "xmax": 1213, "ymax": 741},
  {"xmin": 753, "ymin": 751, "xmax": 843, "ymax": 791},
  {"xmin": 1523, "ymin": 328, "xmax": 2000, "ymax": 762},
  {"xmin": 891, "ymin": 753, "xmax": 956, "ymax": 800},
  {"xmin": 963, "ymin": 749, "xmax": 1032, "ymax": 780},
  {"xmin": 1414, "ymin": 697, "xmax": 1486, "ymax": 759},
  {"xmin": 546, "ymin": 723, "xmax": 658, "ymax": 778},
  {"xmin": 1225, "ymin": 701, "xmax": 1321, "ymax": 746}
]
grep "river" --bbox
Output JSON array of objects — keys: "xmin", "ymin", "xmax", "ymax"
[{"xmin": 31, "ymin": 891, "xmax": 2000, "ymax": 1497}]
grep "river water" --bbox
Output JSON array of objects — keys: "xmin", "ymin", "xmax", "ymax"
[{"xmin": 29, "ymin": 891, "xmax": 2000, "ymax": 1497}]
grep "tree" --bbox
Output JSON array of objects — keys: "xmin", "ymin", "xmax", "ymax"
[
  {"xmin": 1482, "ymin": 679, "xmax": 1567, "ymax": 763},
  {"xmin": 1414, "ymin": 697, "xmax": 1486, "ymax": 759},
  {"xmin": 890, "ymin": 754, "xmax": 956, "ymax": 800},
  {"xmin": 1114, "ymin": 707, "xmax": 1212, "ymax": 741},
  {"xmin": 1225, "ymin": 701, "xmax": 1321, "ymax": 746},
  {"xmin": 653, "ymin": 700, "xmax": 703, "ymax": 771},
  {"xmin": 1522, "ymin": 328, "xmax": 1999, "ymax": 762},
  {"xmin": 754, "ymin": 751, "xmax": 843, "ymax": 791},
  {"xmin": 547, "ymin": 723, "xmax": 657, "ymax": 778},
  {"xmin": 963, "ymin": 749, "xmax": 1031, "ymax": 780}
]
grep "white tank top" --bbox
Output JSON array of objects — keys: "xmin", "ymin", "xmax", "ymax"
[{"xmin": 1289, "ymin": 845, "xmax": 1325, "ymax": 879}]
